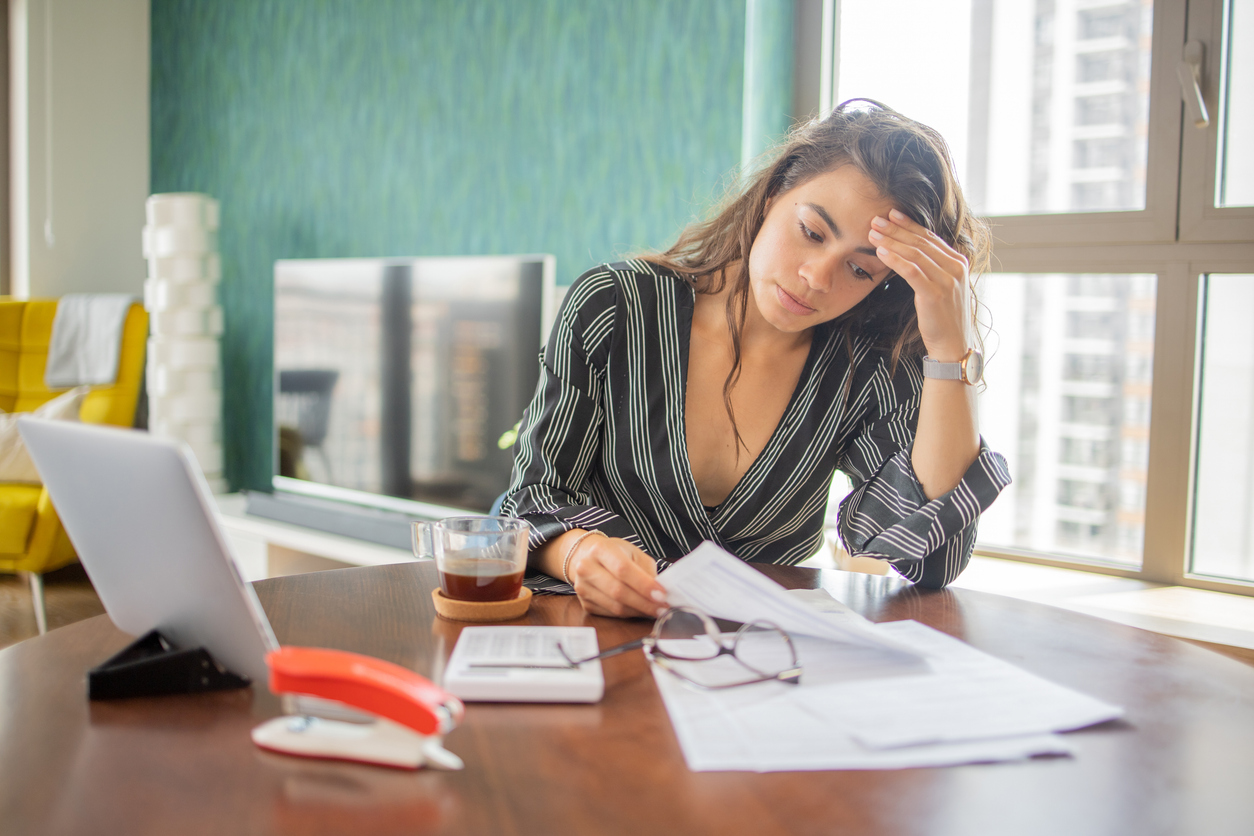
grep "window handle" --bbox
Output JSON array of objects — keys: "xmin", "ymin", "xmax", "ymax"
[{"xmin": 1176, "ymin": 39, "xmax": 1209, "ymax": 129}]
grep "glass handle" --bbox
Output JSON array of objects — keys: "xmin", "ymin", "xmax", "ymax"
[
  {"xmin": 412, "ymin": 522, "xmax": 436, "ymax": 561},
  {"xmin": 1177, "ymin": 39, "xmax": 1210, "ymax": 129}
]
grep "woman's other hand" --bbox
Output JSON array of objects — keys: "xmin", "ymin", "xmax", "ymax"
[
  {"xmin": 868, "ymin": 208, "xmax": 971, "ymax": 361},
  {"xmin": 550, "ymin": 530, "xmax": 667, "ymax": 619}
]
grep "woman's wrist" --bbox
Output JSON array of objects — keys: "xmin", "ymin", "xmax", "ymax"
[
  {"xmin": 561, "ymin": 530, "xmax": 606, "ymax": 584},
  {"xmin": 531, "ymin": 528, "xmax": 599, "ymax": 583},
  {"xmin": 921, "ymin": 336, "xmax": 969, "ymax": 363}
]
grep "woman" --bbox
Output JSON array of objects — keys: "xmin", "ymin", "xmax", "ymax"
[{"xmin": 500, "ymin": 100, "xmax": 1010, "ymax": 618}]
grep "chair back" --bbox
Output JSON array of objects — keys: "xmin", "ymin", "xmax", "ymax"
[{"xmin": 0, "ymin": 298, "xmax": 148, "ymax": 426}]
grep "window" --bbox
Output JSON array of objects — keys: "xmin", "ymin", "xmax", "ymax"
[
  {"xmin": 1191, "ymin": 274, "xmax": 1254, "ymax": 583},
  {"xmin": 1061, "ymin": 438, "xmax": 1117, "ymax": 468},
  {"xmin": 1074, "ymin": 138, "xmax": 1132, "ymax": 170},
  {"xmin": 819, "ymin": 0, "xmax": 1254, "ymax": 594},
  {"xmin": 1078, "ymin": 7, "xmax": 1133, "ymax": 40},
  {"xmin": 979, "ymin": 272, "xmax": 1154, "ymax": 568},
  {"xmin": 1077, "ymin": 51, "xmax": 1126, "ymax": 83},
  {"xmin": 1216, "ymin": 0, "xmax": 1253, "ymax": 207},
  {"xmin": 833, "ymin": 0, "xmax": 1155, "ymax": 218}
]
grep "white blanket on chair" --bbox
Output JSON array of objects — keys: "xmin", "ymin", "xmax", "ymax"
[{"xmin": 44, "ymin": 294, "xmax": 137, "ymax": 388}]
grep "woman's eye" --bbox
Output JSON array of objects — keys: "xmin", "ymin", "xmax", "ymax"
[
  {"xmin": 850, "ymin": 263, "xmax": 872, "ymax": 280},
  {"xmin": 798, "ymin": 222, "xmax": 822, "ymax": 243}
]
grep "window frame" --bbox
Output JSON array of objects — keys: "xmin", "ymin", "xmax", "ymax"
[{"xmin": 1178, "ymin": 0, "xmax": 1254, "ymax": 241}]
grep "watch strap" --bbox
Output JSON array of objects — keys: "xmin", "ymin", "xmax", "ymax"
[{"xmin": 922, "ymin": 356, "xmax": 963, "ymax": 380}]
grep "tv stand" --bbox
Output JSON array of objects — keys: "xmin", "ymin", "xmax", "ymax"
[
  {"xmin": 243, "ymin": 489, "xmax": 423, "ymax": 551},
  {"xmin": 214, "ymin": 494, "xmax": 415, "ymax": 581}
]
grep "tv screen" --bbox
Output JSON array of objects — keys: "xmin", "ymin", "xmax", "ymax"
[{"xmin": 269, "ymin": 255, "xmax": 553, "ymax": 527}]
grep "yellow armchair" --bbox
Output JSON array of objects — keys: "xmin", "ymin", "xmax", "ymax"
[{"xmin": 0, "ymin": 298, "xmax": 148, "ymax": 633}]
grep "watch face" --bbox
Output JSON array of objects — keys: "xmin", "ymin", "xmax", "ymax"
[{"xmin": 963, "ymin": 350, "xmax": 985, "ymax": 385}]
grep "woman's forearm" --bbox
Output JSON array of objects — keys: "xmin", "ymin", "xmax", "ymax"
[
  {"xmin": 530, "ymin": 528, "xmax": 589, "ymax": 581},
  {"xmin": 868, "ymin": 209, "xmax": 982, "ymax": 500},
  {"xmin": 910, "ymin": 375, "xmax": 980, "ymax": 500}
]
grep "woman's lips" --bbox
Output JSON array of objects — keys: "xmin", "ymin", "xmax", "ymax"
[{"xmin": 776, "ymin": 284, "xmax": 816, "ymax": 315}]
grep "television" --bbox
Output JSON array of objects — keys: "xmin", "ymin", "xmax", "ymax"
[{"xmin": 246, "ymin": 255, "xmax": 556, "ymax": 549}]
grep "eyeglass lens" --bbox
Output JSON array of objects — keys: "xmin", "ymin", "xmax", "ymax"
[
  {"xmin": 731, "ymin": 623, "xmax": 796, "ymax": 679},
  {"xmin": 653, "ymin": 609, "xmax": 798, "ymax": 687},
  {"xmin": 652, "ymin": 609, "xmax": 724, "ymax": 661}
]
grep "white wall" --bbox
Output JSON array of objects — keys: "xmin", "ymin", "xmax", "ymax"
[{"xmin": 9, "ymin": 0, "xmax": 149, "ymax": 299}]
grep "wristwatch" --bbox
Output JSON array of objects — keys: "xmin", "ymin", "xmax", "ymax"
[{"xmin": 923, "ymin": 349, "xmax": 984, "ymax": 385}]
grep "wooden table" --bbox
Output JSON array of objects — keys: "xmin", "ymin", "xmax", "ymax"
[{"xmin": 1, "ymin": 561, "xmax": 1251, "ymax": 836}]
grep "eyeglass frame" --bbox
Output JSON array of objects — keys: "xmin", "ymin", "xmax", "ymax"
[{"xmin": 558, "ymin": 606, "xmax": 802, "ymax": 690}]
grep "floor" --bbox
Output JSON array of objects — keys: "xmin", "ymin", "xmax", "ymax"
[
  {"xmin": 0, "ymin": 564, "xmax": 106, "ymax": 650},
  {"xmin": 3, "ymin": 555, "xmax": 1252, "ymax": 667}
]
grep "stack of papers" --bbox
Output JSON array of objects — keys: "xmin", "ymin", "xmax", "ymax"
[{"xmin": 654, "ymin": 544, "xmax": 1124, "ymax": 772}]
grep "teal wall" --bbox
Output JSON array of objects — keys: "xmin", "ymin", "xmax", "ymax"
[
  {"xmin": 151, "ymin": 0, "xmax": 746, "ymax": 492},
  {"xmin": 741, "ymin": 0, "xmax": 794, "ymax": 168}
]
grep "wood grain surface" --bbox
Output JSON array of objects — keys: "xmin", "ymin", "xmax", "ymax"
[{"xmin": 1, "ymin": 560, "xmax": 1251, "ymax": 836}]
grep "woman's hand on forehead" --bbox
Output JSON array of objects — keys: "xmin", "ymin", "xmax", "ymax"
[{"xmin": 867, "ymin": 209, "xmax": 970, "ymax": 360}]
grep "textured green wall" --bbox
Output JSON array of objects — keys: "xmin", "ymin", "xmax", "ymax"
[
  {"xmin": 151, "ymin": 0, "xmax": 746, "ymax": 492},
  {"xmin": 741, "ymin": 0, "xmax": 794, "ymax": 168}
]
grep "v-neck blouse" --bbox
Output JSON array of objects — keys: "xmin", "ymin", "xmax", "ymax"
[{"xmin": 501, "ymin": 261, "xmax": 1011, "ymax": 591}]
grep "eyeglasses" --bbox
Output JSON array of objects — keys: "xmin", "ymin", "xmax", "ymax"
[{"xmin": 559, "ymin": 607, "xmax": 801, "ymax": 690}]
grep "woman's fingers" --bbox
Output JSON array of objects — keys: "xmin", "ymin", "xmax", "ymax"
[
  {"xmin": 883, "ymin": 209, "xmax": 968, "ymax": 272},
  {"xmin": 577, "ymin": 584, "xmax": 657, "ymax": 619},
  {"xmin": 569, "ymin": 537, "xmax": 666, "ymax": 619},
  {"xmin": 869, "ymin": 210, "xmax": 971, "ymax": 358},
  {"xmin": 873, "ymin": 237, "xmax": 945, "ymax": 289},
  {"xmin": 870, "ymin": 218, "xmax": 965, "ymax": 288}
]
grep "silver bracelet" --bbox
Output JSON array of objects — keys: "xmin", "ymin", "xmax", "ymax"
[{"xmin": 561, "ymin": 530, "xmax": 605, "ymax": 585}]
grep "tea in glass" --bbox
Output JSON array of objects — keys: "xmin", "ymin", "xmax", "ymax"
[{"xmin": 413, "ymin": 516, "xmax": 529, "ymax": 603}]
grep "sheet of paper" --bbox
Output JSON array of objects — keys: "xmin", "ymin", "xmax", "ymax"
[
  {"xmin": 659, "ymin": 542, "xmax": 921, "ymax": 659},
  {"xmin": 652, "ymin": 664, "xmax": 1073, "ymax": 772},
  {"xmin": 792, "ymin": 620, "xmax": 1124, "ymax": 750},
  {"xmin": 785, "ymin": 587, "xmax": 858, "ymax": 615}
]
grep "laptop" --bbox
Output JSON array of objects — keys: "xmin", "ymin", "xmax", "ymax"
[{"xmin": 17, "ymin": 418, "xmax": 277, "ymax": 685}]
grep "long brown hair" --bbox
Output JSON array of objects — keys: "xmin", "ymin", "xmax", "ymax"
[{"xmin": 648, "ymin": 99, "xmax": 989, "ymax": 455}]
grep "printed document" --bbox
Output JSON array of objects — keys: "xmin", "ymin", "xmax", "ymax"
[
  {"xmin": 660, "ymin": 542, "xmax": 921, "ymax": 658},
  {"xmin": 653, "ymin": 544, "xmax": 1124, "ymax": 771}
]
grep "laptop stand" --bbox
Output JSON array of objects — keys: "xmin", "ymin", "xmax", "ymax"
[{"xmin": 87, "ymin": 629, "xmax": 251, "ymax": 700}]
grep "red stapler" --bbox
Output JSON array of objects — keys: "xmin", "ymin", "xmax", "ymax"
[{"xmin": 251, "ymin": 646, "xmax": 466, "ymax": 770}]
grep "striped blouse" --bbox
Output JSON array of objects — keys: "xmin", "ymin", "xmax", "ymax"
[{"xmin": 501, "ymin": 260, "xmax": 1011, "ymax": 592}]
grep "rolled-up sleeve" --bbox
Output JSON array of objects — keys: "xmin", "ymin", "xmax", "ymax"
[
  {"xmin": 836, "ymin": 357, "xmax": 1011, "ymax": 589},
  {"xmin": 500, "ymin": 270, "xmax": 640, "ymax": 588}
]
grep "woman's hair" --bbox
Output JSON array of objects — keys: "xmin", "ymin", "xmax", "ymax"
[{"xmin": 648, "ymin": 99, "xmax": 990, "ymax": 455}]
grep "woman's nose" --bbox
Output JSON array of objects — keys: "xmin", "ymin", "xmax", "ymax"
[{"xmin": 799, "ymin": 254, "xmax": 836, "ymax": 292}]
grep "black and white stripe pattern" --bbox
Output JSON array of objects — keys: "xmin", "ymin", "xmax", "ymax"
[{"xmin": 501, "ymin": 261, "xmax": 1010, "ymax": 593}]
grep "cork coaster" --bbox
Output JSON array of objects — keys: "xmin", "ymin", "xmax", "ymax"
[{"xmin": 431, "ymin": 587, "xmax": 533, "ymax": 623}]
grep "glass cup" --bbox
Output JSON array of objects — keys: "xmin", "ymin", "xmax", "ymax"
[{"xmin": 412, "ymin": 516, "xmax": 530, "ymax": 603}]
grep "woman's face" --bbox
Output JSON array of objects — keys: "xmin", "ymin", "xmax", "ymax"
[{"xmin": 747, "ymin": 165, "xmax": 897, "ymax": 334}]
